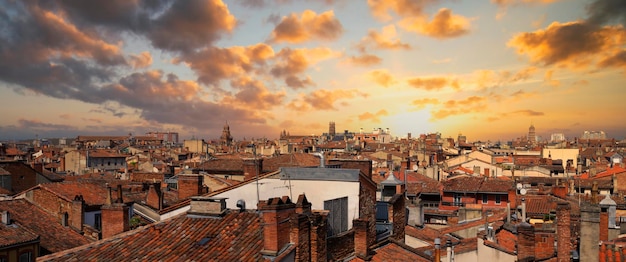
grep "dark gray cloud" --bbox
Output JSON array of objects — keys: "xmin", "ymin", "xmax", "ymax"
[{"xmin": 587, "ymin": 0, "xmax": 626, "ymax": 26}]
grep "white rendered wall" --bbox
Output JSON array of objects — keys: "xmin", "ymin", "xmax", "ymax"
[{"xmin": 213, "ymin": 178, "xmax": 361, "ymax": 229}]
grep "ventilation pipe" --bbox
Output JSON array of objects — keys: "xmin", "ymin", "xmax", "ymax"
[{"xmin": 313, "ymin": 152, "xmax": 325, "ymax": 168}]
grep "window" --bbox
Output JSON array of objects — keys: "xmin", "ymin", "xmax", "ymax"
[
  {"xmin": 94, "ymin": 213, "xmax": 102, "ymax": 230},
  {"xmin": 18, "ymin": 251, "xmax": 32, "ymax": 262},
  {"xmin": 495, "ymin": 195, "xmax": 502, "ymax": 204},
  {"xmin": 482, "ymin": 195, "xmax": 488, "ymax": 204},
  {"xmin": 324, "ymin": 197, "xmax": 348, "ymax": 236},
  {"xmin": 453, "ymin": 194, "xmax": 462, "ymax": 206}
]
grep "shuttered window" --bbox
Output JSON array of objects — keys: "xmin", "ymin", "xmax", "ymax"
[{"xmin": 324, "ymin": 197, "xmax": 348, "ymax": 236}]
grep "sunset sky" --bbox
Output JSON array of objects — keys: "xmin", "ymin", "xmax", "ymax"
[{"xmin": 1, "ymin": 0, "xmax": 625, "ymax": 142}]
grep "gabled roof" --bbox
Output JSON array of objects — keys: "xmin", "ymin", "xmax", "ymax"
[
  {"xmin": 38, "ymin": 210, "xmax": 263, "ymax": 261},
  {"xmin": 263, "ymin": 153, "xmax": 322, "ymax": 171},
  {"xmin": 443, "ymin": 176, "xmax": 484, "ymax": 193},
  {"xmin": 0, "ymin": 199, "xmax": 91, "ymax": 252},
  {"xmin": 36, "ymin": 181, "xmax": 110, "ymax": 206},
  {"xmin": 0, "ymin": 220, "xmax": 39, "ymax": 249}
]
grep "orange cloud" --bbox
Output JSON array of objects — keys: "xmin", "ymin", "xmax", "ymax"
[
  {"xmin": 411, "ymin": 98, "xmax": 439, "ymax": 109},
  {"xmin": 492, "ymin": 0, "xmax": 559, "ymax": 19},
  {"xmin": 509, "ymin": 109, "xmax": 544, "ymax": 116},
  {"xmin": 508, "ymin": 21, "xmax": 626, "ymax": 69},
  {"xmin": 358, "ymin": 109, "xmax": 389, "ymax": 123},
  {"xmin": 287, "ymin": 89, "xmax": 366, "ymax": 112},
  {"xmin": 269, "ymin": 10, "xmax": 343, "ymax": 43},
  {"xmin": 271, "ymin": 47, "xmax": 339, "ymax": 88},
  {"xmin": 492, "ymin": 0, "xmax": 559, "ymax": 7},
  {"xmin": 470, "ymin": 67, "xmax": 537, "ymax": 90},
  {"xmin": 431, "ymin": 96, "xmax": 486, "ymax": 120},
  {"xmin": 510, "ymin": 90, "xmax": 538, "ymax": 101},
  {"xmin": 367, "ymin": 0, "xmax": 433, "ymax": 21},
  {"xmin": 543, "ymin": 70, "xmax": 560, "ymax": 87},
  {"xmin": 225, "ymin": 76, "xmax": 286, "ymax": 110},
  {"xmin": 369, "ymin": 70, "xmax": 396, "ymax": 87},
  {"xmin": 357, "ymin": 25, "xmax": 411, "ymax": 52},
  {"xmin": 29, "ymin": 7, "xmax": 126, "ymax": 65},
  {"xmin": 407, "ymin": 77, "xmax": 459, "ymax": 91},
  {"xmin": 129, "ymin": 52, "xmax": 153, "ymax": 69},
  {"xmin": 399, "ymin": 8, "xmax": 471, "ymax": 39},
  {"xmin": 180, "ymin": 43, "xmax": 275, "ymax": 86},
  {"xmin": 345, "ymin": 54, "xmax": 382, "ymax": 67}
]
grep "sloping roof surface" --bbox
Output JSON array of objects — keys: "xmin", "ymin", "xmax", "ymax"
[
  {"xmin": 280, "ymin": 167, "xmax": 360, "ymax": 182},
  {"xmin": 0, "ymin": 199, "xmax": 91, "ymax": 252},
  {"xmin": 39, "ymin": 211, "xmax": 263, "ymax": 261}
]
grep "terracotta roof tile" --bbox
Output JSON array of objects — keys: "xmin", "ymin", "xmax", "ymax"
[
  {"xmin": 0, "ymin": 220, "xmax": 39, "ymax": 248},
  {"xmin": 40, "ymin": 181, "xmax": 110, "ymax": 205},
  {"xmin": 38, "ymin": 210, "xmax": 263, "ymax": 261},
  {"xmin": 0, "ymin": 199, "xmax": 92, "ymax": 252},
  {"xmin": 443, "ymin": 176, "xmax": 484, "ymax": 192}
]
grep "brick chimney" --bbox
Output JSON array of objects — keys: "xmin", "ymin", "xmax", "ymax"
[
  {"xmin": 146, "ymin": 182, "xmax": 163, "ymax": 210},
  {"xmin": 389, "ymin": 194, "xmax": 406, "ymax": 242},
  {"xmin": 243, "ymin": 158, "xmax": 263, "ymax": 181},
  {"xmin": 290, "ymin": 194, "xmax": 313, "ymax": 261},
  {"xmin": 290, "ymin": 213, "xmax": 311, "ymax": 262},
  {"xmin": 517, "ymin": 223, "xmax": 535, "ymax": 261},
  {"xmin": 178, "ymin": 173, "xmax": 204, "ymax": 200},
  {"xmin": 259, "ymin": 196, "xmax": 296, "ymax": 257},
  {"xmin": 310, "ymin": 211, "xmax": 328, "ymax": 262},
  {"xmin": 353, "ymin": 218, "xmax": 371, "ymax": 260},
  {"xmin": 70, "ymin": 195, "xmax": 84, "ymax": 233},
  {"xmin": 295, "ymin": 194, "xmax": 312, "ymax": 215},
  {"xmin": 556, "ymin": 202, "xmax": 571, "ymax": 262},
  {"xmin": 101, "ymin": 202, "xmax": 129, "ymax": 239},
  {"xmin": 552, "ymin": 184, "xmax": 568, "ymax": 199}
]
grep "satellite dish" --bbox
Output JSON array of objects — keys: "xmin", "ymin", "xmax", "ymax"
[
  {"xmin": 520, "ymin": 188, "xmax": 527, "ymax": 195},
  {"xmin": 412, "ymin": 164, "xmax": 418, "ymax": 171},
  {"xmin": 516, "ymin": 183, "xmax": 523, "ymax": 190}
]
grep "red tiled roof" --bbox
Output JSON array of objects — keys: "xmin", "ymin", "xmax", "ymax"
[
  {"xmin": 590, "ymin": 166, "xmax": 626, "ymax": 179},
  {"xmin": 40, "ymin": 181, "xmax": 110, "ymax": 206},
  {"xmin": 38, "ymin": 211, "xmax": 263, "ymax": 261},
  {"xmin": 368, "ymin": 241, "xmax": 431, "ymax": 262},
  {"xmin": 263, "ymin": 153, "xmax": 322, "ymax": 171},
  {"xmin": 443, "ymin": 176, "xmax": 484, "ymax": 192},
  {"xmin": 478, "ymin": 179, "xmax": 513, "ymax": 193},
  {"xmin": 197, "ymin": 158, "xmax": 243, "ymax": 171},
  {"xmin": 0, "ymin": 199, "xmax": 92, "ymax": 252},
  {"xmin": 0, "ymin": 220, "xmax": 39, "ymax": 248},
  {"xmin": 406, "ymin": 173, "xmax": 441, "ymax": 195},
  {"xmin": 522, "ymin": 195, "xmax": 561, "ymax": 216}
]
